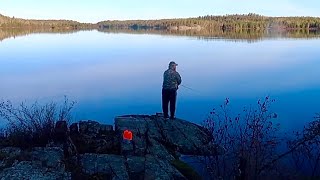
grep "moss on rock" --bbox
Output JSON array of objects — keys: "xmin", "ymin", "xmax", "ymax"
[{"xmin": 171, "ymin": 159, "xmax": 202, "ymax": 180}]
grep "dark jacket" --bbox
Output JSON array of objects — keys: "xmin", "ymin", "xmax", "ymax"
[{"xmin": 162, "ymin": 68, "xmax": 182, "ymax": 90}]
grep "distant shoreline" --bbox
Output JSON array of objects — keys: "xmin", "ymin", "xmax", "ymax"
[
  {"xmin": 1, "ymin": 13, "xmax": 320, "ymax": 42},
  {"xmin": 1, "ymin": 13, "xmax": 320, "ymax": 31}
]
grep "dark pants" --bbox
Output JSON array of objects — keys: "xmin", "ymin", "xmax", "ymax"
[{"xmin": 162, "ymin": 89, "xmax": 177, "ymax": 118}]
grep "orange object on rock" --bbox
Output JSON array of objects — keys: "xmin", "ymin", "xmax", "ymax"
[{"xmin": 123, "ymin": 130, "xmax": 133, "ymax": 141}]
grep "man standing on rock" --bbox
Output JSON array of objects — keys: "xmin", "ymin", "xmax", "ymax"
[{"xmin": 162, "ymin": 61, "xmax": 182, "ymax": 120}]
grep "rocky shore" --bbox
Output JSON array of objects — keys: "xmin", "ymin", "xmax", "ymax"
[{"xmin": 0, "ymin": 114, "xmax": 221, "ymax": 179}]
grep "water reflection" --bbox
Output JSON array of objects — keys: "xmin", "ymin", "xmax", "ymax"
[
  {"xmin": 0, "ymin": 28, "xmax": 80, "ymax": 42},
  {"xmin": 97, "ymin": 28, "xmax": 320, "ymax": 43},
  {"xmin": 0, "ymin": 30, "xmax": 320, "ymax": 131},
  {"xmin": 1, "ymin": 28, "xmax": 320, "ymax": 43}
]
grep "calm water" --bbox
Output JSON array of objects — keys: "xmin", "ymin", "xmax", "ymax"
[{"xmin": 1, "ymin": 30, "xmax": 320, "ymax": 130}]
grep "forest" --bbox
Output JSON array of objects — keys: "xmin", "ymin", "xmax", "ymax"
[
  {"xmin": 0, "ymin": 14, "xmax": 94, "ymax": 29},
  {"xmin": 98, "ymin": 13, "xmax": 320, "ymax": 30},
  {"xmin": 1, "ymin": 13, "xmax": 320, "ymax": 31}
]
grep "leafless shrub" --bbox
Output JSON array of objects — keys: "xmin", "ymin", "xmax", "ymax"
[
  {"xmin": 0, "ymin": 96, "xmax": 75, "ymax": 148},
  {"xmin": 202, "ymin": 96, "xmax": 281, "ymax": 179},
  {"xmin": 202, "ymin": 97, "xmax": 320, "ymax": 179},
  {"xmin": 286, "ymin": 114, "xmax": 320, "ymax": 177}
]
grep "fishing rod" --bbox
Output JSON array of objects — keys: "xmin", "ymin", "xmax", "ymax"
[
  {"xmin": 180, "ymin": 84, "xmax": 200, "ymax": 93},
  {"xmin": 175, "ymin": 66, "xmax": 201, "ymax": 93}
]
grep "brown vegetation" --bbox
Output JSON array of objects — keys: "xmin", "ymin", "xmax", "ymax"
[{"xmin": 201, "ymin": 97, "xmax": 320, "ymax": 179}]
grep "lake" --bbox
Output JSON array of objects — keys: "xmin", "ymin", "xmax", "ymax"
[{"xmin": 1, "ymin": 29, "xmax": 320, "ymax": 131}]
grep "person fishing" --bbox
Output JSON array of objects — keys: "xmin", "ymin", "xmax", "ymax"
[{"xmin": 162, "ymin": 61, "xmax": 182, "ymax": 120}]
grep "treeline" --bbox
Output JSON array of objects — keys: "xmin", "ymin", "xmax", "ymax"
[
  {"xmin": 197, "ymin": 13, "xmax": 320, "ymax": 30},
  {"xmin": 1, "ymin": 13, "xmax": 320, "ymax": 31},
  {"xmin": 0, "ymin": 14, "xmax": 94, "ymax": 29},
  {"xmin": 98, "ymin": 13, "xmax": 320, "ymax": 30}
]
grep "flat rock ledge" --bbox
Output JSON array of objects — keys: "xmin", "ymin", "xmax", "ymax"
[{"xmin": 0, "ymin": 114, "xmax": 221, "ymax": 180}]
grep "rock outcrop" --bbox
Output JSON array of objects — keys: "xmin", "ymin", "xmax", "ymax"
[
  {"xmin": 0, "ymin": 114, "xmax": 220, "ymax": 179},
  {"xmin": 70, "ymin": 120, "xmax": 119, "ymax": 154},
  {"xmin": 0, "ymin": 147, "xmax": 70, "ymax": 180},
  {"xmin": 115, "ymin": 115, "xmax": 215, "ymax": 158},
  {"xmin": 168, "ymin": 25, "xmax": 202, "ymax": 31}
]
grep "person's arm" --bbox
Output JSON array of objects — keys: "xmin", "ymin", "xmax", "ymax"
[{"xmin": 176, "ymin": 72, "xmax": 182, "ymax": 85}]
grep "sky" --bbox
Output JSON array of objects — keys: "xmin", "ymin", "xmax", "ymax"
[{"xmin": 0, "ymin": 0, "xmax": 319, "ymax": 23}]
